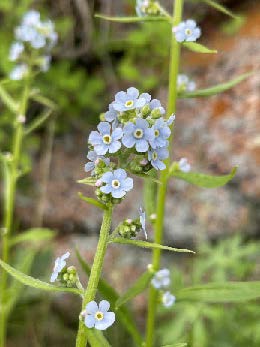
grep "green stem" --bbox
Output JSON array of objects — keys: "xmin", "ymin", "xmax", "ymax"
[
  {"xmin": 145, "ymin": 1, "xmax": 183, "ymax": 346},
  {"xmin": 0, "ymin": 78, "xmax": 30, "ymax": 347},
  {"xmin": 75, "ymin": 206, "xmax": 113, "ymax": 347}
]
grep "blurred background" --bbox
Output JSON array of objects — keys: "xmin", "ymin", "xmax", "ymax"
[{"xmin": 0, "ymin": 0, "xmax": 259, "ymax": 346}]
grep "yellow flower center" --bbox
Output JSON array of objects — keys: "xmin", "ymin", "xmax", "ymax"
[
  {"xmin": 125, "ymin": 100, "xmax": 134, "ymax": 108},
  {"xmin": 134, "ymin": 128, "xmax": 144, "ymax": 139},
  {"xmin": 185, "ymin": 28, "xmax": 192, "ymax": 36},
  {"xmin": 95, "ymin": 312, "xmax": 104, "ymax": 321},
  {"xmin": 152, "ymin": 152, "xmax": 158, "ymax": 161},
  {"xmin": 102, "ymin": 134, "xmax": 112, "ymax": 144},
  {"xmin": 154, "ymin": 129, "xmax": 160, "ymax": 137},
  {"xmin": 112, "ymin": 179, "xmax": 121, "ymax": 189}
]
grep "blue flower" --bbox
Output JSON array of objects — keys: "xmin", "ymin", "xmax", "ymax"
[
  {"xmin": 113, "ymin": 87, "xmax": 146, "ymax": 112},
  {"xmin": 89, "ymin": 122, "xmax": 123, "ymax": 155},
  {"xmin": 84, "ymin": 300, "xmax": 115, "ymax": 330},
  {"xmin": 50, "ymin": 251, "xmax": 70, "ymax": 283},
  {"xmin": 105, "ymin": 103, "xmax": 118, "ymax": 123},
  {"xmin": 136, "ymin": 0, "xmax": 150, "ymax": 17},
  {"xmin": 85, "ymin": 151, "xmax": 110, "ymax": 175},
  {"xmin": 9, "ymin": 42, "xmax": 24, "ymax": 62},
  {"xmin": 151, "ymin": 268, "xmax": 171, "ymax": 289},
  {"xmin": 148, "ymin": 147, "xmax": 169, "ymax": 170},
  {"xmin": 162, "ymin": 291, "xmax": 176, "ymax": 308},
  {"xmin": 139, "ymin": 207, "xmax": 147, "ymax": 239},
  {"xmin": 122, "ymin": 118, "xmax": 154, "ymax": 152},
  {"xmin": 9, "ymin": 64, "xmax": 29, "ymax": 80},
  {"xmin": 173, "ymin": 19, "xmax": 201, "ymax": 43},
  {"xmin": 150, "ymin": 118, "xmax": 171, "ymax": 148},
  {"xmin": 177, "ymin": 74, "xmax": 196, "ymax": 92},
  {"xmin": 140, "ymin": 93, "xmax": 166, "ymax": 115},
  {"xmin": 178, "ymin": 157, "xmax": 191, "ymax": 172},
  {"xmin": 100, "ymin": 169, "xmax": 133, "ymax": 198}
]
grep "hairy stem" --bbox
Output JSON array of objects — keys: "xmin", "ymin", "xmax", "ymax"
[
  {"xmin": 145, "ymin": 1, "xmax": 183, "ymax": 346},
  {"xmin": 75, "ymin": 206, "xmax": 113, "ymax": 347},
  {"xmin": 0, "ymin": 78, "xmax": 30, "ymax": 347}
]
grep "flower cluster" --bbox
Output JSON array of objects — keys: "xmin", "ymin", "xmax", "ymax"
[
  {"xmin": 173, "ymin": 19, "xmax": 201, "ymax": 43},
  {"xmin": 177, "ymin": 74, "xmax": 196, "ymax": 93},
  {"xmin": 85, "ymin": 87, "xmax": 175, "ymax": 204},
  {"xmin": 9, "ymin": 10, "xmax": 57, "ymax": 80},
  {"xmin": 151, "ymin": 268, "xmax": 176, "ymax": 308},
  {"xmin": 136, "ymin": 0, "xmax": 162, "ymax": 17}
]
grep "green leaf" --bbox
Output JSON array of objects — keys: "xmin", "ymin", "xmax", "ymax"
[
  {"xmin": 88, "ymin": 330, "xmax": 111, "ymax": 347},
  {"xmin": 162, "ymin": 344, "xmax": 187, "ymax": 347},
  {"xmin": 30, "ymin": 93, "xmax": 58, "ymax": 110},
  {"xmin": 76, "ymin": 250, "xmax": 143, "ymax": 346},
  {"xmin": 0, "ymin": 259, "xmax": 82, "ymax": 295},
  {"xmin": 77, "ymin": 177, "xmax": 97, "ymax": 186},
  {"xmin": 170, "ymin": 166, "xmax": 237, "ymax": 188},
  {"xmin": 78, "ymin": 192, "xmax": 107, "ymax": 210},
  {"xmin": 202, "ymin": 0, "xmax": 238, "ymax": 19},
  {"xmin": 182, "ymin": 42, "xmax": 217, "ymax": 54},
  {"xmin": 10, "ymin": 228, "xmax": 56, "ymax": 246},
  {"xmin": 0, "ymin": 83, "xmax": 18, "ymax": 113},
  {"xmin": 95, "ymin": 14, "xmax": 169, "ymax": 23},
  {"xmin": 116, "ymin": 271, "xmax": 153, "ymax": 309},
  {"xmin": 178, "ymin": 72, "xmax": 252, "ymax": 98},
  {"xmin": 110, "ymin": 238, "xmax": 195, "ymax": 254},
  {"xmin": 24, "ymin": 109, "xmax": 53, "ymax": 136},
  {"xmin": 177, "ymin": 281, "xmax": 260, "ymax": 303}
]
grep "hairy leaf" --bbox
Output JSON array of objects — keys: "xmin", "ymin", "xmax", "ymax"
[
  {"xmin": 182, "ymin": 42, "xmax": 217, "ymax": 54},
  {"xmin": 0, "ymin": 259, "xmax": 82, "ymax": 295},
  {"xmin": 95, "ymin": 14, "xmax": 169, "ymax": 23},
  {"xmin": 78, "ymin": 192, "xmax": 107, "ymax": 210}
]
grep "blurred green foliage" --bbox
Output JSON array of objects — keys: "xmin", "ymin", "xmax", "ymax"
[{"xmin": 158, "ymin": 235, "xmax": 260, "ymax": 347}]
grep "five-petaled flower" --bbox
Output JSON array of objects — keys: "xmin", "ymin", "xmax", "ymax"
[
  {"xmin": 84, "ymin": 300, "xmax": 115, "ymax": 330},
  {"xmin": 150, "ymin": 118, "xmax": 172, "ymax": 148},
  {"xmin": 141, "ymin": 93, "xmax": 166, "ymax": 115},
  {"xmin": 178, "ymin": 157, "xmax": 191, "ymax": 173},
  {"xmin": 148, "ymin": 147, "xmax": 169, "ymax": 170},
  {"xmin": 151, "ymin": 268, "xmax": 171, "ymax": 289},
  {"xmin": 100, "ymin": 169, "xmax": 133, "ymax": 198},
  {"xmin": 122, "ymin": 118, "xmax": 154, "ymax": 152},
  {"xmin": 173, "ymin": 19, "xmax": 201, "ymax": 43},
  {"xmin": 50, "ymin": 251, "xmax": 70, "ymax": 283},
  {"xmin": 89, "ymin": 122, "xmax": 123, "ymax": 156},
  {"xmin": 113, "ymin": 87, "xmax": 146, "ymax": 112},
  {"xmin": 162, "ymin": 291, "xmax": 176, "ymax": 308},
  {"xmin": 177, "ymin": 74, "xmax": 196, "ymax": 92}
]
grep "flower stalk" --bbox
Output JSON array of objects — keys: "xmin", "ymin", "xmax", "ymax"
[
  {"xmin": 145, "ymin": 0, "xmax": 184, "ymax": 346},
  {"xmin": 75, "ymin": 205, "xmax": 113, "ymax": 347}
]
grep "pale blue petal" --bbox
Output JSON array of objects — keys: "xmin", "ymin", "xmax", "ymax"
[
  {"xmin": 127, "ymin": 87, "xmax": 139, "ymax": 99},
  {"xmin": 101, "ymin": 171, "xmax": 113, "ymax": 183},
  {"xmin": 85, "ymin": 162, "xmax": 95, "ymax": 172},
  {"xmin": 114, "ymin": 169, "xmax": 127, "ymax": 180},
  {"xmin": 94, "ymin": 312, "xmax": 115, "ymax": 330},
  {"xmin": 135, "ymin": 98, "xmax": 146, "ymax": 108},
  {"xmin": 108, "ymin": 141, "xmax": 121, "ymax": 153},
  {"xmin": 100, "ymin": 185, "xmax": 112, "ymax": 194},
  {"xmin": 115, "ymin": 91, "xmax": 127, "ymax": 103},
  {"xmin": 111, "ymin": 188, "xmax": 125, "ymax": 198},
  {"xmin": 89, "ymin": 131, "xmax": 102, "ymax": 145},
  {"xmin": 50, "ymin": 272, "xmax": 58, "ymax": 283},
  {"xmin": 121, "ymin": 177, "xmax": 133, "ymax": 191},
  {"xmin": 123, "ymin": 122, "xmax": 135, "ymax": 134},
  {"xmin": 85, "ymin": 301, "xmax": 99, "ymax": 314},
  {"xmin": 97, "ymin": 122, "xmax": 110, "ymax": 135},
  {"xmin": 175, "ymin": 31, "xmax": 185, "ymax": 42},
  {"xmin": 135, "ymin": 118, "xmax": 148, "ymax": 129},
  {"xmin": 85, "ymin": 314, "xmax": 96, "ymax": 328},
  {"xmin": 140, "ymin": 93, "xmax": 151, "ymax": 103},
  {"xmin": 99, "ymin": 300, "xmax": 110, "ymax": 312},
  {"xmin": 112, "ymin": 128, "xmax": 123, "ymax": 140},
  {"xmin": 95, "ymin": 144, "xmax": 108, "ymax": 155},
  {"xmin": 186, "ymin": 19, "xmax": 196, "ymax": 29},
  {"xmin": 136, "ymin": 139, "xmax": 149, "ymax": 152},
  {"xmin": 122, "ymin": 135, "xmax": 135, "ymax": 148}
]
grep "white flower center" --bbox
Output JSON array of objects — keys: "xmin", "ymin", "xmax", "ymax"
[
  {"xmin": 112, "ymin": 179, "xmax": 121, "ymax": 189},
  {"xmin": 154, "ymin": 129, "xmax": 160, "ymax": 137},
  {"xmin": 102, "ymin": 134, "xmax": 112, "ymax": 144},
  {"xmin": 185, "ymin": 28, "xmax": 192, "ymax": 36},
  {"xmin": 134, "ymin": 128, "xmax": 144, "ymax": 139},
  {"xmin": 95, "ymin": 311, "xmax": 104, "ymax": 321},
  {"xmin": 125, "ymin": 100, "xmax": 134, "ymax": 108},
  {"xmin": 152, "ymin": 151, "xmax": 158, "ymax": 161}
]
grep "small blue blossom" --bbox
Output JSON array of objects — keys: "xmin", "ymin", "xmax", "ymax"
[
  {"xmin": 85, "ymin": 151, "xmax": 110, "ymax": 175},
  {"xmin": 9, "ymin": 42, "xmax": 24, "ymax": 62},
  {"xmin": 113, "ymin": 87, "xmax": 146, "ymax": 112},
  {"xmin": 162, "ymin": 291, "xmax": 176, "ymax": 308},
  {"xmin": 139, "ymin": 207, "xmax": 147, "ymax": 239},
  {"xmin": 122, "ymin": 118, "xmax": 154, "ymax": 153},
  {"xmin": 173, "ymin": 19, "xmax": 201, "ymax": 43},
  {"xmin": 89, "ymin": 122, "xmax": 123, "ymax": 156},
  {"xmin": 150, "ymin": 118, "xmax": 171, "ymax": 148},
  {"xmin": 140, "ymin": 93, "xmax": 166, "ymax": 115},
  {"xmin": 50, "ymin": 251, "xmax": 70, "ymax": 283},
  {"xmin": 178, "ymin": 157, "xmax": 191, "ymax": 172},
  {"xmin": 151, "ymin": 268, "xmax": 171, "ymax": 289},
  {"xmin": 100, "ymin": 169, "xmax": 133, "ymax": 198},
  {"xmin": 84, "ymin": 300, "xmax": 115, "ymax": 330},
  {"xmin": 148, "ymin": 147, "xmax": 169, "ymax": 170},
  {"xmin": 9, "ymin": 64, "xmax": 29, "ymax": 80},
  {"xmin": 177, "ymin": 74, "xmax": 196, "ymax": 92}
]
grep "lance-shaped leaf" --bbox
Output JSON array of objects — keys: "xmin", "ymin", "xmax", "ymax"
[
  {"xmin": 110, "ymin": 238, "xmax": 195, "ymax": 254},
  {"xmin": 76, "ymin": 250, "xmax": 143, "ymax": 346},
  {"xmin": 182, "ymin": 42, "xmax": 217, "ymax": 54},
  {"xmin": 202, "ymin": 0, "xmax": 238, "ymax": 19},
  {"xmin": 116, "ymin": 271, "xmax": 153, "ymax": 309},
  {"xmin": 77, "ymin": 177, "xmax": 97, "ymax": 186},
  {"xmin": 10, "ymin": 228, "xmax": 56, "ymax": 246},
  {"xmin": 169, "ymin": 166, "xmax": 237, "ymax": 188},
  {"xmin": 78, "ymin": 192, "xmax": 107, "ymax": 210},
  {"xmin": 0, "ymin": 83, "xmax": 18, "ymax": 113},
  {"xmin": 0, "ymin": 259, "xmax": 83, "ymax": 295},
  {"xmin": 177, "ymin": 281, "xmax": 260, "ymax": 303},
  {"xmin": 178, "ymin": 72, "xmax": 252, "ymax": 98},
  {"xmin": 88, "ymin": 330, "xmax": 111, "ymax": 347},
  {"xmin": 95, "ymin": 14, "xmax": 169, "ymax": 23}
]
